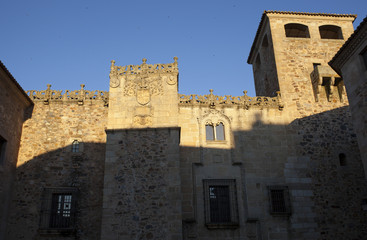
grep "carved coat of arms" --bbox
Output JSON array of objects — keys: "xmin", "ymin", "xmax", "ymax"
[{"xmin": 137, "ymin": 88, "xmax": 151, "ymax": 105}]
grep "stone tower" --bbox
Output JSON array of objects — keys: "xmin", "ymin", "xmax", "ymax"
[
  {"xmin": 100, "ymin": 58, "xmax": 183, "ymax": 240},
  {"xmin": 248, "ymin": 11, "xmax": 356, "ymax": 112}
]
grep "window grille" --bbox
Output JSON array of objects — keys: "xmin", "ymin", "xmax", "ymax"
[
  {"xmin": 268, "ymin": 186, "xmax": 291, "ymax": 215},
  {"xmin": 72, "ymin": 140, "xmax": 79, "ymax": 153},
  {"xmin": 39, "ymin": 187, "xmax": 78, "ymax": 233},
  {"xmin": 203, "ymin": 179, "xmax": 238, "ymax": 228}
]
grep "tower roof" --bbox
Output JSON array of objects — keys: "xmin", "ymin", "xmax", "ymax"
[{"xmin": 247, "ymin": 10, "xmax": 357, "ymax": 63}]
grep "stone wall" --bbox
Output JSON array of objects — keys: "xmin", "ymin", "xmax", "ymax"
[
  {"xmin": 5, "ymin": 94, "xmax": 108, "ymax": 240},
  {"xmin": 0, "ymin": 63, "xmax": 32, "ymax": 240},
  {"xmin": 101, "ymin": 128, "xmax": 182, "ymax": 240}
]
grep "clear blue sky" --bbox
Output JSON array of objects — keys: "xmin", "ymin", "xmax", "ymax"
[{"xmin": 1, "ymin": 0, "xmax": 365, "ymax": 97}]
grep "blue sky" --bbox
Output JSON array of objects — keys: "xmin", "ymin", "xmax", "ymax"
[{"xmin": 1, "ymin": 0, "xmax": 365, "ymax": 97}]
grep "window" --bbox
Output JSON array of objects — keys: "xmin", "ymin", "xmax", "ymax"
[
  {"xmin": 72, "ymin": 140, "xmax": 79, "ymax": 153},
  {"xmin": 203, "ymin": 179, "xmax": 239, "ymax": 228},
  {"xmin": 0, "ymin": 135, "xmax": 6, "ymax": 165},
  {"xmin": 339, "ymin": 153, "xmax": 347, "ymax": 166},
  {"xmin": 205, "ymin": 122, "xmax": 225, "ymax": 141},
  {"xmin": 268, "ymin": 186, "xmax": 291, "ymax": 215},
  {"xmin": 319, "ymin": 25, "xmax": 343, "ymax": 39},
  {"xmin": 284, "ymin": 23, "xmax": 310, "ymax": 38},
  {"xmin": 39, "ymin": 188, "xmax": 77, "ymax": 233}
]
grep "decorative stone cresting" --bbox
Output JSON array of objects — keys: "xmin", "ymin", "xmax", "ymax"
[
  {"xmin": 110, "ymin": 57, "xmax": 178, "ymax": 76},
  {"xmin": 179, "ymin": 89, "xmax": 284, "ymax": 110},
  {"xmin": 27, "ymin": 84, "xmax": 109, "ymax": 105}
]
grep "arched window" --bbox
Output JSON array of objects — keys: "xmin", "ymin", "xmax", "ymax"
[
  {"xmin": 319, "ymin": 25, "xmax": 343, "ymax": 39},
  {"xmin": 72, "ymin": 140, "xmax": 79, "ymax": 153},
  {"xmin": 205, "ymin": 122, "xmax": 225, "ymax": 141},
  {"xmin": 284, "ymin": 23, "xmax": 310, "ymax": 38}
]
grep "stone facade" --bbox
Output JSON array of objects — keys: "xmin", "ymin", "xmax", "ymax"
[
  {"xmin": 2, "ymin": 10, "xmax": 367, "ymax": 240},
  {"xmin": 0, "ymin": 61, "xmax": 33, "ymax": 240},
  {"xmin": 329, "ymin": 16, "xmax": 367, "ymax": 179}
]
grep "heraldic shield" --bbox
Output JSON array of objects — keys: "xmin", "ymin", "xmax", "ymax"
[{"xmin": 137, "ymin": 88, "xmax": 151, "ymax": 105}]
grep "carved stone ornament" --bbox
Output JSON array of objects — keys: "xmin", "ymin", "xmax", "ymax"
[
  {"xmin": 166, "ymin": 75, "xmax": 177, "ymax": 85},
  {"xmin": 137, "ymin": 88, "xmax": 151, "ymax": 105},
  {"xmin": 133, "ymin": 115, "xmax": 152, "ymax": 126},
  {"xmin": 109, "ymin": 60, "xmax": 120, "ymax": 88}
]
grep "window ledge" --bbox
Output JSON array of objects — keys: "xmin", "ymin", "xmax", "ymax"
[
  {"xmin": 38, "ymin": 228, "xmax": 75, "ymax": 235},
  {"xmin": 206, "ymin": 140, "xmax": 227, "ymax": 144},
  {"xmin": 206, "ymin": 222, "xmax": 239, "ymax": 229}
]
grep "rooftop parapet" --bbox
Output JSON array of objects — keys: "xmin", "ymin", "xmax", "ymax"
[
  {"xmin": 179, "ymin": 89, "xmax": 284, "ymax": 110},
  {"xmin": 110, "ymin": 57, "xmax": 178, "ymax": 77},
  {"xmin": 27, "ymin": 84, "xmax": 109, "ymax": 105}
]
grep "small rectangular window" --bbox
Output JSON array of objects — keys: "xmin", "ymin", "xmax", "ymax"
[
  {"xmin": 215, "ymin": 123, "xmax": 225, "ymax": 141},
  {"xmin": 203, "ymin": 179, "xmax": 238, "ymax": 228},
  {"xmin": 268, "ymin": 186, "xmax": 291, "ymax": 215},
  {"xmin": 0, "ymin": 135, "xmax": 7, "ymax": 165}
]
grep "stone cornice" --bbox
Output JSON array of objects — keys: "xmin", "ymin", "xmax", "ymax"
[
  {"xmin": 27, "ymin": 84, "xmax": 109, "ymax": 105},
  {"xmin": 179, "ymin": 90, "xmax": 284, "ymax": 110}
]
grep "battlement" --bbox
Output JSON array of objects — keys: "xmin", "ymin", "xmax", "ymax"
[
  {"xmin": 179, "ymin": 89, "xmax": 284, "ymax": 110},
  {"xmin": 110, "ymin": 57, "xmax": 178, "ymax": 77},
  {"xmin": 27, "ymin": 84, "xmax": 109, "ymax": 105}
]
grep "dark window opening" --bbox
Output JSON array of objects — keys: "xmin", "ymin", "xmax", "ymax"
[
  {"xmin": 319, "ymin": 25, "xmax": 343, "ymax": 39},
  {"xmin": 0, "ymin": 135, "xmax": 6, "ymax": 165},
  {"xmin": 284, "ymin": 23, "xmax": 310, "ymax": 38},
  {"xmin": 209, "ymin": 186, "xmax": 231, "ymax": 222},
  {"xmin": 50, "ymin": 194, "xmax": 73, "ymax": 228},
  {"xmin": 269, "ymin": 186, "xmax": 291, "ymax": 215},
  {"xmin": 262, "ymin": 35, "xmax": 269, "ymax": 47},
  {"xmin": 72, "ymin": 140, "xmax": 79, "ymax": 153},
  {"xmin": 215, "ymin": 123, "xmax": 225, "ymax": 141},
  {"xmin": 339, "ymin": 153, "xmax": 347, "ymax": 166}
]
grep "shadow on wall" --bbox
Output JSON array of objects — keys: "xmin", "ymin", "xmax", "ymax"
[{"xmin": 5, "ymin": 106, "xmax": 367, "ymax": 240}]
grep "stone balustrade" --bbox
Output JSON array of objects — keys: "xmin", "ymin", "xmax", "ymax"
[
  {"xmin": 26, "ymin": 84, "xmax": 109, "ymax": 105},
  {"xmin": 179, "ymin": 89, "xmax": 284, "ymax": 110}
]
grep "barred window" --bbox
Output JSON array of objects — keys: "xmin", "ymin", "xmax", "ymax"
[
  {"xmin": 72, "ymin": 140, "xmax": 79, "ymax": 153},
  {"xmin": 203, "ymin": 179, "xmax": 238, "ymax": 228},
  {"xmin": 39, "ymin": 188, "xmax": 78, "ymax": 233},
  {"xmin": 268, "ymin": 186, "xmax": 291, "ymax": 215}
]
